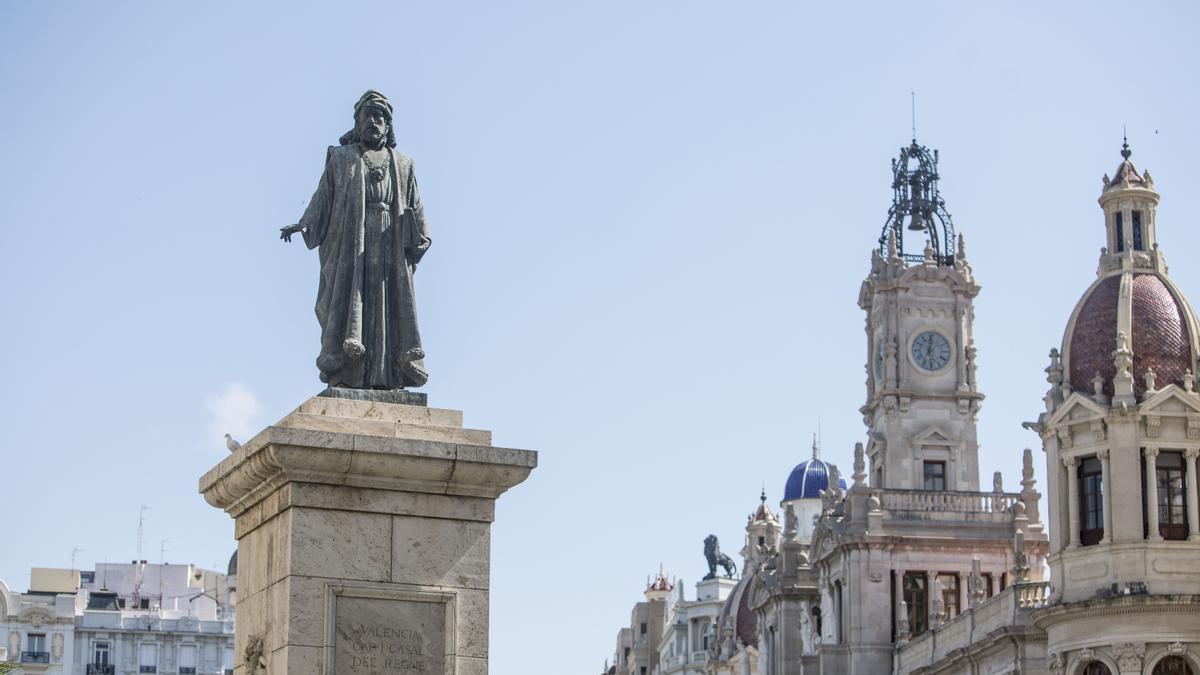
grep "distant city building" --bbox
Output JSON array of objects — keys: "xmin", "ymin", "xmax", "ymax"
[
  {"xmin": 1, "ymin": 556, "xmax": 235, "ymax": 675},
  {"xmin": 601, "ymin": 141, "xmax": 1200, "ymax": 675}
]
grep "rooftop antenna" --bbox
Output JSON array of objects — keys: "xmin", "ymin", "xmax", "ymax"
[
  {"xmin": 136, "ymin": 505, "xmax": 150, "ymax": 562},
  {"xmin": 70, "ymin": 546, "xmax": 84, "ymax": 571},
  {"xmin": 911, "ymin": 92, "xmax": 917, "ymax": 141},
  {"xmin": 159, "ymin": 540, "xmax": 172, "ymax": 609},
  {"xmin": 133, "ymin": 505, "xmax": 150, "ymax": 610}
]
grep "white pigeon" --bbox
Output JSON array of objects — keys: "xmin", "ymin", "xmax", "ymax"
[{"xmin": 225, "ymin": 433, "xmax": 242, "ymax": 453}]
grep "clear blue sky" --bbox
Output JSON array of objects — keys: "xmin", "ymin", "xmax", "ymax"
[{"xmin": 2, "ymin": 2, "xmax": 1199, "ymax": 672}]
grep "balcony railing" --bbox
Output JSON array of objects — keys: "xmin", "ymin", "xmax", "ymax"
[
  {"xmin": 22, "ymin": 651, "xmax": 51, "ymax": 664},
  {"xmin": 877, "ymin": 489, "xmax": 1021, "ymax": 521},
  {"xmin": 896, "ymin": 580, "xmax": 1051, "ymax": 672},
  {"xmin": 87, "ymin": 665, "xmax": 116, "ymax": 674},
  {"xmin": 180, "ymin": 668, "xmax": 197, "ymax": 675}
]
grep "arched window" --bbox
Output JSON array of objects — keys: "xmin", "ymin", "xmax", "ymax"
[
  {"xmin": 1084, "ymin": 662, "xmax": 1112, "ymax": 675},
  {"xmin": 1154, "ymin": 656, "xmax": 1194, "ymax": 675}
]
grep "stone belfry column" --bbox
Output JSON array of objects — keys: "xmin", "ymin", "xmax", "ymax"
[{"xmin": 200, "ymin": 395, "xmax": 536, "ymax": 674}]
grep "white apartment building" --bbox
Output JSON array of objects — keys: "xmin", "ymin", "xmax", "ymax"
[{"xmin": 1, "ymin": 556, "xmax": 235, "ymax": 675}]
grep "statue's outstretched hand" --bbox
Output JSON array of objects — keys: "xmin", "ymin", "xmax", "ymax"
[{"xmin": 280, "ymin": 224, "xmax": 304, "ymax": 242}]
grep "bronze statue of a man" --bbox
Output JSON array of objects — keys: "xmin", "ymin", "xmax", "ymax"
[{"xmin": 281, "ymin": 90, "xmax": 431, "ymax": 389}]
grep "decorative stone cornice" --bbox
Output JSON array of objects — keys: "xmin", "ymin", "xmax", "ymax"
[
  {"xmin": 1032, "ymin": 593, "xmax": 1200, "ymax": 630},
  {"xmin": 199, "ymin": 397, "xmax": 537, "ymax": 518}
]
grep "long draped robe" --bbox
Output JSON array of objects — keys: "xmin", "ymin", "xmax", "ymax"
[{"xmin": 298, "ymin": 143, "xmax": 430, "ymax": 389}]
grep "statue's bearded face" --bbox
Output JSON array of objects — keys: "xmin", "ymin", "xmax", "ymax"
[{"xmin": 356, "ymin": 106, "xmax": 390, "ymax": 147}]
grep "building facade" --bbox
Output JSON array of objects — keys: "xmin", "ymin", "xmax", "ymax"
[
  {"xmin": 0, "ymin": 558, "xmax": 235, "ymax": 675},
  {"xmin": 601, "ymin": 141, "xmax": 1200, "ymax": 675}
]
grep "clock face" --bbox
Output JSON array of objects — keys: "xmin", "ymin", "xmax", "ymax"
[{"xmin": 911, "ymin": 331, "xmax": 952, "ymax": 371}]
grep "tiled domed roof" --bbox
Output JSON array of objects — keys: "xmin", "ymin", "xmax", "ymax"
[
  {"xmin": 1066, "ymin": 272, "xmax": 1194, "ymax": 396},
  {"xmin": 717, "ymin": 575, "xmax": 758, "ymax": 648},
  {"xmin": 784, "ymin": 440, "xmax": 845, "ymax": 501}
]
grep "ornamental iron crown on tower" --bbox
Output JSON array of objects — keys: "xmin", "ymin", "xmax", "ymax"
[{"xmin": 878, "ymin": 139, "xmax": 956, "ymax": 266}]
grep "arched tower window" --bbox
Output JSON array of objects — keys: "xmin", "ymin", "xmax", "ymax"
[
  {"xmin": 1154, "ymin": 656, "xmax": 1194, "ymax": 675},
  {"xmin": 1084, "ymin": 662, "xmax": 1112, "ymax": 675}
]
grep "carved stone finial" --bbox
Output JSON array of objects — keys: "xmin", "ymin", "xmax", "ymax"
[
  {"xmin": 992, "ymin": 471, "xmax": 1003, "ymax": 493},
  {"xmin": 1092, "ymin": 371, "xmax": 1105, "ymax": 397},
  {"xmin": 852, "ymin": 442, "xmax": 866, "ymax": 487},
  {"xmin": 1011, "ymin": 529, "xmax": 1029, "ymax": 582},
  {"xmin": 1144, "ymin": 366, "xmax": 1158, "ymax": 393},
  {"xmin": 1021, "ymin": 448, "xmax": 1037, "ymax": 491}
]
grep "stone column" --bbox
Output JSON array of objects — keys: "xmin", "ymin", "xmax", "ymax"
[
  {"xmin": 200, "ymin": 394, "xmax": 536, "ymax": 675},
  {"xmin": 1063, "ymin": 457, "xmax": 1081, "ymax": 549},
  {"xmin": 1145, "ymin": 447, "xmax": 1163, "ymax": 541},
  {"xmin": 1185, "ymin": 449, "xmax": 1200, "ymax": 540},
  {"xmin": 1098, "ymin": 450, "xmax": 1112, "ymax": 544}
]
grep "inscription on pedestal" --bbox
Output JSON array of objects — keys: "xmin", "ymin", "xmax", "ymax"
[{"xmin": 335, "ymin": 596, "xmax": 445, "ymax": 673}]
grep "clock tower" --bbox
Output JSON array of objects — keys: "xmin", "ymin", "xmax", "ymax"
[{"xmin": 858, "ymin": 140, "xmax": 983, "ymax": 491}]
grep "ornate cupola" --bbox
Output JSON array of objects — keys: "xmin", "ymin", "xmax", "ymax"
[
  {"xmin": 1032, "ymin": 143, "xmax": 1200, "ymax": 673},
  {"xmin": 860, "ymin": 139, "xmax": 982, "ymax": 492},
  {"xmin": 1099, "ymin": 137, "xmax": 1160, "ymax": 258},
  {"xmin": 1056, "ymin": 141, "xmax": 1199, "ymax": 403},
  {"xmin": 742, "ymin": 489, "xmax": 781, "ymax": 570}
]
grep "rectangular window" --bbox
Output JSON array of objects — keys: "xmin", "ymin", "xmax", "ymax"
[
  {"xmin": 94, "ymin": 641, "xmax": 111, "ymax": 666},
  {"xmin": 1157, "ymin": 451, "xmax": 1189, "ymax": 540},
  {"xmin": 1132, "ymin": 211, "xmax": 1144, "ymax": 250},
  {"xmin": 224, "ymin": 647, "xmax": 234, "ymax": 675},
  {"xmin": 902, "ymin": 572, "xmax": 928, "ymax": 636},
  {"xmin": 834, "ymin": 580, "xmax": 844, "ymax": 644},
  {"xmin": 179, "ymin": 644, "xmax": 197, "ymax": 675},
  {"xmin": 1078, "ymin": 456, "xmax": 1104, "ymax": 546},
  {"xmin": 1116, "ymin": 211, "xmax": 1125, "ymax": 252},
  {"xmin": 923, "ymin": 461, "xmax": 946, "ymax": 491},
  {"xmin": 938, "ymin": 573, "xmax": 960, "ymax": 619},
  {"xmin": 23, "ymin": 634, "xmax": 48, "ymax": 663},
  {"xmin": 139, "ymin": 644, "xmax": 157, "ymax": 673}
]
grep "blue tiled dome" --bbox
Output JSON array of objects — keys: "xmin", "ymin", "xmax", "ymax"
[{"xmin": 783, "ymin": 453, "xmax": 844, "ymax": 501}]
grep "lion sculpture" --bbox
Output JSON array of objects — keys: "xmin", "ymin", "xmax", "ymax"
[{"xmin": 703, "ymin": 534, "xmax": 737, "ymax": 579}]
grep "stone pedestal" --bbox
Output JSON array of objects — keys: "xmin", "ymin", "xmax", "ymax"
[{"xmin": 199, "ymin": 395, "xmax": 536, "ymax": 675}]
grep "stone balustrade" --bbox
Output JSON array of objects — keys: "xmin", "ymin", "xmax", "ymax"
[
  {"xmin": 895, "ymin": 581, "xmax": 1051, "ymax": 673},
  {"xmin": 878, "ymin": 489, "xmax": 1021, "ymax": 521}
]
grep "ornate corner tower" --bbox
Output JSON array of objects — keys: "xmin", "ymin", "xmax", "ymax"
[
  {"xmin": 1032, "ymin": 142, "xmax": 1200, "ymax": 674},
  {"xmin": 859, "ymin": 140, "xmax": 983, "ymax": 491}
]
